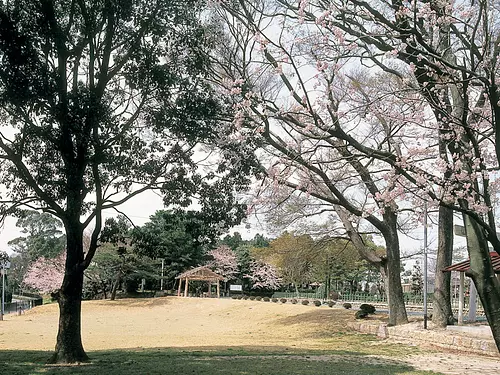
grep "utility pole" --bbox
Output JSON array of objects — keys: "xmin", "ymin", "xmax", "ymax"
[
  {"xmin": 160, "ymin": 259, "xmax": 165, "ymax": 291},
  {"xmin": 1, "ymin": 261, "xmax": 6, "ymax": 320}
]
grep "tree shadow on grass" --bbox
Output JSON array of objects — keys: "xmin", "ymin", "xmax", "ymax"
[{"xmin": 0, "ymin": 347, "xmax": 442, "ymax": 375}]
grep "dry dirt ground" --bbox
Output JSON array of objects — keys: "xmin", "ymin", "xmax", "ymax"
[{"xmin": 1, "ymin": 297, "xmax": 499, "ymax": 374}]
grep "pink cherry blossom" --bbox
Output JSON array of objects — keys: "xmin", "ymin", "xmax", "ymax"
[{"xmin": 23, "ymin": 252, "xmax": 66, "ymax": 294}]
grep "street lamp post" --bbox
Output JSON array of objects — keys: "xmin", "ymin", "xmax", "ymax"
[{"xmin": 1, "ymin": 259, "xmax": 10, "ymax": 320}]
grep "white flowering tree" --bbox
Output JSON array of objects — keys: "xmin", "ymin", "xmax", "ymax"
[
  {"xmin": 206, "ymin": 245, "xmax": 238, "ymax": 282},
  {"xmin": 212, "ymin": 0, "xmax": 409, "ymax": 325},
  {"xmin": 23, "ymin": 253, "xmax": 65, "ymax": 295},
  {"xmin": 246, "ymin": 260, "xmax": 282, "ymax": 290},
  {"xmin": 213, "ymin": 0, "xmax": 500, "ymax": 346}
]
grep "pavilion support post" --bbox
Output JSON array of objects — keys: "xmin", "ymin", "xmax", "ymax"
[
  {"xmin": 177, "ymin": 279, "xmax": 182, "ymax": 297},
  {"xmin": 184, "ymin": 278, "xmax": 189, "ymax": 297},
  {"xmin": 458, "ymin": 272, "xmax": 464, "ymax": 325},
  {"xmin": 208, "ymin": 282, "xmax": 212, "ymax": 297},
  {"xmin": 217, "ymin": 280, "xmax": 220, "ymax": 298},
  {"xmin": 468, "ymin": 280, "xmax": 477, "ymax": 322}
]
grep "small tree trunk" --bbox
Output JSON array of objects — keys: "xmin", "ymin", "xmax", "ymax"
[
  {"xmin": 464, "ymin": 214, "xmax": 500, "ymax": 351},
  {"xmin": 110, "ymin": 277, "xmax": 121, "ymax": 301},
  {"xmin": 433, "ymin": 206, "xmax": 454, "ymax": 327}
]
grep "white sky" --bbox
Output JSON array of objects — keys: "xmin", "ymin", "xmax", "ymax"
[{"xmin": 0, "ymin": 189, "xmax": 268, "ymax": 255}]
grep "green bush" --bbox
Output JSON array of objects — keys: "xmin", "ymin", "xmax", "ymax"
[
  {"xmin": 249, "ymin": 296, "xmax": 255, "ymax": 300},
  {"xmin": 359, "ymin": 304, "xmax": 376, "ymax": 314},
  {"xmin": 5, "ymin": 290, "xmax": 13, "ymax": 303},
  {"xmin": 231, "ymin": 295, "xmax": 238, "ymax": 299},
  {"xmin": 291, "ymin": 298, "xmax": 298, "ymax": 304},
  {"xmin": 313, "ymin": 300, "xmax": 321, "ymax": 307},
  {"xmin": 263, "ymin": 297, "xmax": 270, "ymax": 302},
  {"xmin": 272, "ymin": 297, "xmax": 279, "ymax": 303},
  {"xmin": 256, "ymin": 296, "xmax": 262, "ymax": 301},
  {"xmin": 243, "ymin": 295, "xmax": 249, "ymax": 300},
  {"xmin": 329, "ymin": 291, "xmax": 340, "ymax": 300},
  {"xmin": 355, "ymin": 310, "xmax": 369, "ymax": 319},
  {"xmin": 301, "ymin": 300, "xmax": 309, "ymax": 305},
  {"xmin": 328, "ymin": 301, "xmax": 335, "ymax": 308},
  {"xmin": 280, "ymin": 298, "xmax": 287, "ymax": 303},
  {"xmin": 343, "ymin": 303, "xmax": 352, "ymax": 309}
]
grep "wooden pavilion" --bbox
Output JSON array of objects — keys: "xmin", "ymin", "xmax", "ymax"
[
  {"xmin": 442, "ymin": 252, "xmax": 500, "ymax": 324},
  {"xmin": 176, "ymin": 266, "xmax": 225, "ymax": 298}
]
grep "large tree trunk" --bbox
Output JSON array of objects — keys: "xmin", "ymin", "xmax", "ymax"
[
  {"xmin": 464, "ymin": 214, "xmax": 500, "ymax": 351},
  {"xmin": 50, "ymin": 220, "xmax": 88, "ymax": 363},
  {"xmin": 337, "ymin": 206, "xmax": 408, "ymax": 325},
  {"xmin": 50, "ymin": 270, "xmax": 88, "ymax": 363},
  {"xmin": 383, "ymin": 213, "xmax": 408, "ymax": 326},
  {"xmin": 433, "ymin": 205, "xmax": 454, "ymax": 327}
]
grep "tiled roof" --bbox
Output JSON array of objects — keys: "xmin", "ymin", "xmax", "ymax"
[{"xmin": 442, "ymin": 252, "xmax": 500, "ymax": 273}]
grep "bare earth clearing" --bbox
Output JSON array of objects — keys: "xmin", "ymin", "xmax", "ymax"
[{"xmin": 1, "ymin": 297, "xmax": 499, "ymax": 374}]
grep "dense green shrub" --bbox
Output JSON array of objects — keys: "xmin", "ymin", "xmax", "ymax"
[
  {"xmin": 329, "ymin": 291, "xmax": 340, "ymax": 300},
  {"xmin": 301, "ymin": 300, "xmax": 309, "ymax": 305},
  {"xmin": 328, "ymin": 301, "xmax": 335, "ymax": 308},
  {"xmin": 343, "ymin": 303, "xmax": 352, "ymax": 309},
  {"xmin": 280, "ymin": 298, "xmax": 287, "ymax": 303},
  {"xmin": 243, "ymin": 295, "xmax": 249, "ymax": 300},
  {"xmin": 256, "ymin": 296, "xmax": 262, "ymax": 301},
  {"xmin": 237, "ymin": 295, "xmax": 243, "ymax": 300},
  {"xmin": 249, "ymin": 296, "xmax": 255, "ymax": 300},
  {"xmin": 272, "ymin": 297, "xmax": 278, "ymax": 303},
  {"xmin": 313, "ymin": 300, "xmax": 321, "ymax": 307},
  {"xmin": 231, "ymin": 295, "xmax": 238, "ymax": 299},
  {"xmin": 291, "ymin": 298, "xmax": 298, "ymax": 304},
  {"xmin": 355, "ymin": 310, "xmax": 369, "ymax": 319},
  {"xmin": 263, "ymin": 297, "xmax": 270, "ymax": 302},
  {"xmin": 359, "ymin": 304, "xmax": 376, "ymax": 314}
]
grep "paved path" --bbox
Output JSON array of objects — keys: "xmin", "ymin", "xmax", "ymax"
[{"xmin": 402, "ymin": 353, "xmax": 500, "ymax": 375}]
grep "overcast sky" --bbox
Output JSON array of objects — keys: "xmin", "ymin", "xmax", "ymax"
[{"xmin": 0, "ymin": 189, "xmax": 267, "ymax": 255}]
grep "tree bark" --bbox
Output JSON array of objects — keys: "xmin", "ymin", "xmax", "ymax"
[
  {"xmin": 383, "ymin": 212, "xmax": 408, "ymax": 325},
  {"xmin": 463, "ymin": 213, "xmax": 500, "ymax": 351},
  {"xmin": 49, "ymin": 219, "xmax": 89, "ymax": 363},
  {"xmin": 50, "ymin": 269, "xmax": 88, "ymax": 363},
  {"xmin": 337, "ymin": 206, "xmax": 408, "ymax": 325},
  {"xmin": 433, "ymin": 205, "xmax": 454, "ymax": 327},
  {"xmin": 110, "ymin": 277, "xmax": 120, "ymax": 301}
]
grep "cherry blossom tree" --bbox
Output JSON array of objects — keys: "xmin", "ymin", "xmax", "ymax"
[
  {"xmin": 213, "ymin": 0, "xmax": 500, "ymax": 341},
  {"xmin": 211, "ymin": 0, "xmax": 409, "ymax": 325},
  {"xmin": 23, "ymin": 252, "xmax": 66, "ymax": 295},
  {"xmin": 206, "ymin": 245, "xmax": 238, "ymax": 282},
  {"xmin": 273, "ymin": 0, "xmax": 500, "ymax": 340},
  {"xmin": 246, "ymin": 260, "xmax": 281, "ymax": 290}
]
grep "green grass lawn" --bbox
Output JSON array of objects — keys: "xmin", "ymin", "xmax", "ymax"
[{"xmin": 0, "ymin": 348, "xmax": 442, "ymax": 375}]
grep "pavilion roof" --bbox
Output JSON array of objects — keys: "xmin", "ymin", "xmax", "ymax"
[
  {"xmin": 442, "ymin": 252, "xmax": 500, "ymax": 274},
  {"xmin": 175, "ymin": 266, "xmax": 224, "ymax": 281}
]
